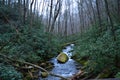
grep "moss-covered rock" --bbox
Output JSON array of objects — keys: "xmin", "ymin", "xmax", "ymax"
[
  {"xmin": 96, "ymin": 73, "xmax": 110, "ymax": 78},
  {"xmin": 77, "ymin": 59, "xmax": 87, "ymax": 65},
  {"xmin": 96, "ymin": 69, "xmax": 111, "ymax": 79},
  {"xmin": 57, "ymin": 52, "xmax": 69, "ymax": 63},
  {"xmin": 41, "ymin": 72, "xmax": 48, "ymax": 78}
]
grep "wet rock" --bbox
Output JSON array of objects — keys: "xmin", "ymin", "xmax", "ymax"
[
  {"xmin": 41, "ymin": 72, "xmax": 48, "ymax": 78},
  {"xmin": 57, "ymin": 52, "xmax": 69, "ymax": 63},
  {"xmin": 40, "ymin": 63, "xmax": 46, "ymax": 68}
]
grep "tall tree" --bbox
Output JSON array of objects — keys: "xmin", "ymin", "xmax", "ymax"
[
  {"xmin": 118, "ymin": 0, "xmax": 120, "ymax": 21},
  {"xmin": 23, "ymin": 0, "xmax": 26, "ymax": 24},
  {"xmin": 48, "ymin": 0, "xmax": 53, "ymax": 32},
  {"xmin": 49, "ymin": 0, "xmax": 62, "ymax": 32},
  {"xmin": 77, "ymin": 0, "xmax": 84, "ymax": 33},
  {"xmin": 64, "ymin": 10, "xmax": 68, "ymax": 36},
  {"xmin": 30, "ymin": 0, "xmax": 34, "ymax": 27},
  {"xmin": 96, "ymin": 0, "xmax": 102, "ymax": 30},
  {"xmin": 8, "ymin": 0, "xmax": 11, "ymax": 6},
  {"xmin": 104, "ymin": 0, "xmax": 114, "ymax": 36},
  {"xmin": 89, "ymin": 0, "xmax": 97, "ymax": 25},
  {"xmin": 2, "ymin": 0, "xmax": 5, "ymax": 5}
]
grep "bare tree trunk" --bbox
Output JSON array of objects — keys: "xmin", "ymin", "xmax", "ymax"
[
  {"xmin": 2, "ymin": 0, "xmax": 5, "ymax": 5},
  {"xmin": 48, "ymin": 0, "xmax": 53, "ymax": 32},
  {"xmin": 104, "ymin": 0, "xmax": 115, "ymax": 39},
  {"xmin": 104, "ymin": 0, "xmax": 118, "ymax": 69},
  {"xmin": 23, "ymin": 0, "xmax": 26, "ymax": 24},
  {"xmin": 118, "ymin": 0, "xmax": 120, "ymax": 21},
  {"xmin": 85, "ymin": 0, "xmax": 93, "ymax": 25},
  {"xmin": 40, "ymin": 0, "xmax": 45, "ymax": 22},
  {"xmin": 33, "ymin": 0, "xmax": 37, "ymax": 20},
  {"xmin": 49, "ymin": 0, "xmax": 62, "ymax": 32},
  {"xmin": 64, "ymin": 0, "xmax": 68, "ymax": 36},
  {"xmin": 58, "ymin": 13, "xmax": 61, "ymax": 34},
  {"xmin": 77, "ymin": 2, "xmax": 82, "ymax": 33},
  {"xmin": 96, "ymin": 0, "xmax": 102, "ymax": 30},
  {"xmin": 77, "ymin": 0, "xmax": 84, "ymax": 34},
  {"xmin": 64, "ymin": 11, "xmax": 68, "ymax": 36},
  {"xmin": 30, "ymin": 0, "xmax": 34, "ymax": 27},
  {"xmin": 81, "ymin": 2, "xmax": 85, "ymax": 32},
  {"xmin": 89, "ymin": 0, "xmax": 97, "ymax": 25},
  {"xmin": 18, "ymin": 0, "xmax": 22, "ymax": 23},
  {"xmin": 68, "ymin": 0, "xmax": 74, "ymax": 34},
  {"xmin": 8, "ymin": 0, "xmax": 11, "ymax": 6},
  {"xmin": 36, "ymin": 1, "xmax": 39, "ymax": 21},
  {"xmin": 45, "ymin": 2, "xmax": 49, "ymax": 31},
  {"xmin": 26, "ymin": 0, "xmax": 29, "ymax": 22}
]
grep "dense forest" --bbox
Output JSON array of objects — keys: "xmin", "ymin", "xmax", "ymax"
[{"xmin": 0, "ymin": 0, "xmax": 120, "ymax": 80}]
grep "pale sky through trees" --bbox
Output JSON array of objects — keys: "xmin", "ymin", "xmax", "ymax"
[{"xmin": 32, "ymin": 0, "xmax": 78, "ymax": 16}]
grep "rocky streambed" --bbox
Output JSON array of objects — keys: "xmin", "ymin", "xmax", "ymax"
[{"xmin": 39, "ymin": 44, "xmax": 81, "ymax": 80}]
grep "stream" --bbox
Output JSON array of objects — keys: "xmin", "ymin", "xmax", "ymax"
[{"xmin": 39, "ymin": 44, "xmax": 79, "ymax": 80}]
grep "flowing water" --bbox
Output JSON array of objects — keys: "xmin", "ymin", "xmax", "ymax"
[{"xmin": 39, "ymin": 44, "xmax": 79, "ymax": 80}]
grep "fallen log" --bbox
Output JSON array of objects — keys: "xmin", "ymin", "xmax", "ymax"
[
  {"xmin": 61, "ymin": 40, "xmax": 78, "ymax": 48},
  {"xmin": 0, "ymin": 53, "xmax": 68, "ymax": 80}
]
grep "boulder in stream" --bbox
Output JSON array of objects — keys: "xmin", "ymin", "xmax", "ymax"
[
  {"xmin": 41, "ymin": 72, "xmax": 48, "ymax": 78},
  {"xmin": 57, "ymin": 52, "xmax": 69, "ymax": 63}
]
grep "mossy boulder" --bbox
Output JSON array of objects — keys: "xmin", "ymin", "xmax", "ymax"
[
  {"xmin": 96, "ymin": 72, "xmax": 110, "ymax": 78},
  {"xmin": 77, "ymin": 59, "xmax": 87, "ymax": 65},
  {"xmin": 96, "ymin": 69, "xmax": 111, "ymax": 79},
  {"xmin": 41, "ymin": 72, "xmax": 48, "ymax": 78},
  {"xmin": 57, "ymin": 52, "xmax": 69, "ymax": 63}
]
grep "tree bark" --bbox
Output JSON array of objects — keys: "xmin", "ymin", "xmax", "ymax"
[
  {"xmin": 104, "ymin": 0, "xmax": 114, "ymax": 38},
  {"xmin": 104, "ymin": 0, "xmax": 117, "ymax": 68},
  {"xmin": 30, "ymin": 0, "xmax": 34, "ymax": 27},
  {"xmin": 89, "ymin": 0, "xmax": 97, "ymax": 25},
  {"xmin": 48, "ymin": 0, "xmax": 53, "ymax": 32},
  {"xmin": 23, "ymin": 0, "xmax": 26, "ymax": 24},
  {"xmin": 96, "ymin": 0, "xmax": 102, "ymax": 30},
  {"xmin": 118, "ymin": 0, "xmax": 120, "ymax": 21},
  {"xmin": 49, "ymin": 0, "xmax": 62, "ymax": 32},
  {"xmin": 2, "ymin": 0, "xmax": 5, "ymax": 5}
]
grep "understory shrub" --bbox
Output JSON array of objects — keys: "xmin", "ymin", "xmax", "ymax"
[
  {"xmin": 75, "ymin": 24, "xmax": 120, "ymax": 74},
  {"xmin": 0, "ymin": 63, "xmax": 23, "ymax": 80}
]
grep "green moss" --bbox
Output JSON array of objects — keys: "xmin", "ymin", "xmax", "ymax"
[
  {"xmin": 57, "ymin": 52, "xmax": 69, "ymax": 63},
  {"xmin": 41, "ymin": 72, "xmax": 48, "ymax": 78},
  {"xmin": 79, "ymin": 60, "xmax": 87, "ymax": 65},
  {"xmin": 96, "ymin": 70, "xmax": 111, "ymax": 78},
  {"xmin": 97, "ymin": 73, "xmax": 110, "ymax": 78}
]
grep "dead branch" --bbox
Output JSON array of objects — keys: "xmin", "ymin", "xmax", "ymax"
[
  {"xmin": 0, "ymin": 53, "xmax": 68, "ymax": 80},
  {"xmin": 61, "ymin": 40, "xmax": 79, "ymax": 48}
]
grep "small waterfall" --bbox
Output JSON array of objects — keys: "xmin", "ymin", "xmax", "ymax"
[{"xmin": 62, "ymin": 44, "xmax": 74, "ymax": 59}]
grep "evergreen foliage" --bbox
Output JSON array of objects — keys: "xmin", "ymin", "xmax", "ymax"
[
  {"xmin": 0, "ymin": 1, "xmax": 62, "ymax": 79},
  {"xmin": 0, "ymin": 0, "xmax": 120, "ymax": 79},
  {"xmin": 0, "ymin": 63, "xmax": 23, "ymax": 80},
  {"xmin": 75, "ymin": 24, "xmax": 120, "ymax": 75}
]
